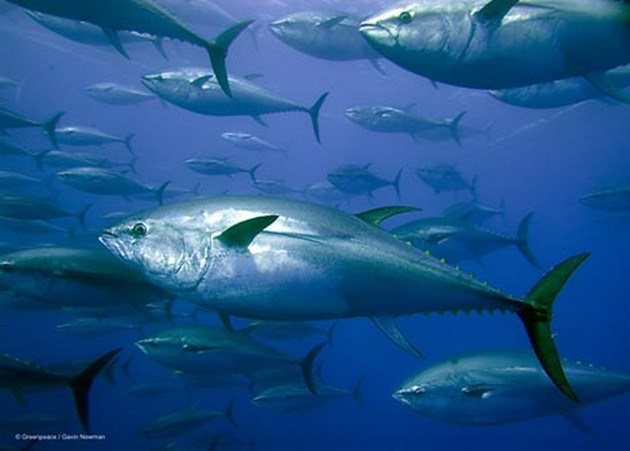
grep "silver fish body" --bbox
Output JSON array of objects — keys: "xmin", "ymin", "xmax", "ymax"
[
  {"xmin": 100, "ymin": 196, "xmax": 526, "ymax": 320},
  {"xmin": 580, "ymin": 184, "xmax": 630, "ymax": 211},
  {"xmin": 141, "ymin": 68, "xmax": 328, "ymax": 143},
  {"xmin": 490, "ymin": 65, "xmax": 630, "ymax": 108},
  {"xmin": 85, "ymin": 82, "xmax": 155, "ymax": 105},
  {"xmin": 99, "ymin": 195, "xmax": 590, "ymax": 401},
  {"xmin": 0, "ymin": 246, "xmax": 168, "ymax": 307},
  {"xmin": 270, "ymin": 10, "xmax": 380, "ymax": 62},
  {"xmin": 360, "ymin": 0, "xmax": 630, "ymax": 89},
  {"xmin": 393, "ymin": 350, "xmax": 630, "ymax": 426}
]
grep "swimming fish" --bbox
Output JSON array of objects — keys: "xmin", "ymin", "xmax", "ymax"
[
  {"xmin": 0, "ymin": 348, "xmax": 121, "ymax": 432},
  {"xmin": 359, "ymin": 0, "xmax": 630, "ymax": 90},
  {"xmin": 393, "ymin": 350, "xmax": 630, "ymax": 428},
  {"xmin": 6, "ymin": 0, "xmax": 252, "ymax": 96},
  {"xmin": 100, "ymin": 195, "xmax": 590, "ymax": 401},
  {"xmin": 0, "ymin": 107, "xmax": 62, "ymax": 148},
  {"xmin": 141, "ymin": 68, "xmax": 328, "ymax": 143}
]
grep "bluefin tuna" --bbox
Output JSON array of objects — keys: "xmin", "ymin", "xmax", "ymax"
[
  {"xmin": 26, "ymin": 10, "xmax": 167, "ymax": 57},
  {"xmin": 141, "ymin": 68, "xmax": 328, "ymax": 143},
  {"xmin": 0, "ymin": 137, "xmax": 33, "ymax": 158},
  {"xmin": 251, "ymin": 376, "xmax": 364, "ymax": 412},
  {"xmin": 184, "ymin": 158, "xmax": 261, "ymax": 181},
  {"xmin": 393, "ymin": 350, "xmax": 630, "ymax": 427},
  {"xmin": 85, "ymin": 82, "xmax": 155, "ymax": 105},
  {"xmin": 56, "ymin": 166, "xmax": 169, "ymax": 204},
  {"xmin": 54, "ymin": 126, "xmax": 135, "ymax": 153},
  {"xmin": 345, "ymin": 106, "xmax": 465, "ymax": 145},
  {"xmin": 391, "ymin": 214, "xmax": 539, "ymax": 267},
  {"xmin": 221, "ymin": 132, "xmax": 286, "ymax": 153},
  {"xmin": 100, "ymin": 195, "xmax": 590, "ymax": 400},
  {"xmin": 0, "ymin": 171, "xmax": 44, "ymax": 191},
  {"xmin": 580, "ymin": 184, "xmax": 630, "ymax": 211},
  {"xmin": 269, "ymin": 10, "xmax": 383, "ymax": 72},
  {"xmin": 359, "ymin": 0, "xmax": 630, "ymax": 90},
  {"xmin": 56, "ymin": 317, "xmax": 139, "ymax": 337},
  {"xmin": 327, "ymin": 164, "xmax": 403, "ymax": 199},
  {"xmin": 6, "ymin": 0, "xmax": 252, "ymax": 96},
  {"xmin": 138, "ymin": 404, "xmax": 235, "ymax": 440},
  {"xmin": 251, "ymin": 179, "xmax": 304, "ymax": 197},
  {"xmin": 490, "ymin": 66, "xmax": 630, "ymax": 108},
  {"xmin": 135, "ymin": 325, "xmax": 324, "ymax": 393},
  {"xmin": 0, "ymin": 195, "xmax": 90, "ymax": 224},
  {"xmin": 0, "ymin": 107, "xmax": 62, "ymax": 148},
  {"xmin": 0, "ymin": 348, "xmax": 121, "ymax": 432},
  {"xmin": 0, "ymin": 246, "xmax": 169, "ymax": 308},
  {"xmin": 443, "ymin": 200, "xmax": 505, "ymax": 224},
  {"xmin": 33, "ymin": 149, "xmax": 135, "ymax": 172},
  {"xmin": 416, "ymin": 164, "xmax": 475, "ymax": 195}
]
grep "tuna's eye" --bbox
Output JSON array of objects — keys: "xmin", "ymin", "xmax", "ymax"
[
  {"xmin": 399, "ymin": 11, "xmax": 413, "ymax": 24},
  {"xmin": 131, "ymin": 222, "xmax": 148, "ymax": 238}
]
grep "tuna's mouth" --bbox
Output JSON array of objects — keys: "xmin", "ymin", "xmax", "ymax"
[
  {"xmin": 98, "ymin": 232, "xmax": 128, "ymax": 261},
  {"xmin": 391, "ymin": 391, "xmax": 411, "ymax": 405},
  {"xmin": 268, "ymin": 22, "xmax": 282, "ymax": 35},
  {"xmin": 359, "ymin": 22, "xmax": 399, "ymax": 48}
]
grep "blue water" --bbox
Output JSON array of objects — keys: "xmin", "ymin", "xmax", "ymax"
[{"xmin": 0, "ymin": 1, "xmax": 628, "ymax": 450}]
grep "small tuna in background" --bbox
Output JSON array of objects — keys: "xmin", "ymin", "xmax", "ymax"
[
  {"xmin": 0, "ymin": 106, "xmax": 63, "ymax": 148},
  {"xmin": 327, "ymin": 164, "xmax": 403, "ymax": 200},
  {"xmin": 85, "ymin": 82, "xmax": 156, "ymax": 106},
  {"xmin": 393, "ymin": 350, "xmax": 630, "ymax": 429},
  {"xmin": 141, "ymin": 68, "xmax": 328, "ymax": 143},
  {"xmin": 580, "ymin": 184, "xmax": 630, "ymax": 212},
  {"xmin": 345, "ymin": 105, "xmax": 465, "ymax": 145}
]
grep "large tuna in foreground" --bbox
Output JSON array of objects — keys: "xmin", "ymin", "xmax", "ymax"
[
  {"xmin": 393, "ymin": 350, "xmax": 630, "ymax": 427},
  {"xmin": 99, "ymin": 196, "xmax": 589, "ymax": 401},
  {"xmin": 359, "ymin": 0, "xmax": 630, "ymax": 89}
]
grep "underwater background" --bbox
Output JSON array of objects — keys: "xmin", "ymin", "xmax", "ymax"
[{"xmin": 0, "ymin": 0, "xmax": 628, "ymax": 449}]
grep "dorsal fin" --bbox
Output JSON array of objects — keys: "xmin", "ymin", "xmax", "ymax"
[
  {"xmin": 317, "ymin": 15, "xmax": 347, "ymax": 29},
  {"xmin": 475, "ymin": 0, "xmax": 519, "ymax": 23},
  {"xmin": 356, "ymin": 206, "xmax": 420, "ymax": 227},
  {"xmin": 243, "ymin": 73, "xmax": 264, "ymax": 81},
  {"xmin": 216, "ymin": 215, "xmax": 278, "ymax": 249}
]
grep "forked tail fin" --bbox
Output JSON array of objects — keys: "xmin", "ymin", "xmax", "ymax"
[
  {"xmin": 516, "ymin": 213, "xmax": 540, "ymax": 268},
  {"xmin": 69, "ymin": 348, "xmax": 123, "ymax": 432},
  {"xmin": 206, "ymin": 20, "xmax": 254, "ymax": 97},
  {"xmin": 300, "ymin": 342, "xmax": 326, "ymax": 395},
  {"xmin": 517, "ymin": 253, "xmax": 590, "ymax": 402},
  {"xmin": 448, "ymin": 111, "xmax": 466, "ymax": 146},
  {"xmin": 42, "ymin": 112, "xmax": 64, "ymax": 149},
  {"xmin": 308, "ymin": 92, "xmax": 329, "ymax": 144}
]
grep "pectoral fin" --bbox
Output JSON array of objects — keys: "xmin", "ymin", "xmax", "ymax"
[
  {"xmin": 216, "ymin": 215, "xmax": 279, "ymax": 249},
  {"xmin": 461, "ymin": 384, "xmax": 495, "ymax": 399},
  {"xmin": 370, "ymin": 316, "xmax": 425, "ymax": 359},
  {"xmin": 101, "ymin": 28, "xmax": 129, "ymax": 59},
  {"xmin": 190, "ymin": 75, "xmax": 213, "ymax": 87}
]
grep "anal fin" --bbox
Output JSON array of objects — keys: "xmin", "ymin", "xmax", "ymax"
[
  {"xmin": 371, "ymin": 316, "xmax": 425, "ymax": 359},
  {"xmin": 101, "ymin": 28, "xmax": 129, "ymax": 59}
]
